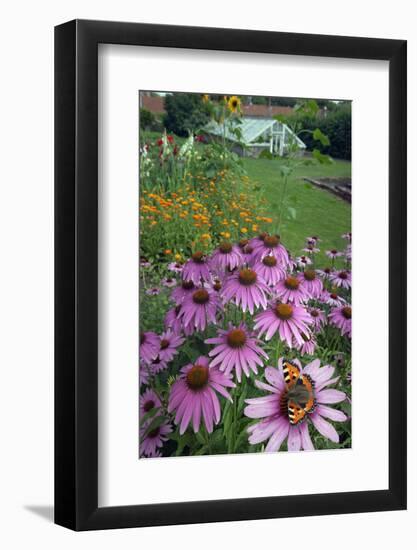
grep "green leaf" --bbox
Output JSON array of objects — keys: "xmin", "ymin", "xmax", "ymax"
[
  {"xmin": 313, "ymin": 128, "xmax": 330, "ymax": 146},
  {"xmin": 195, "ymin": 431, "xmax": 206, "ymax": 445},
  {"xmin": 274, "ymin": 114, "xmax": 287, "ymax": 123},
  {"xmin": 143, "ymin": 414, "xmax": 166, "ymax": 437},
  {"xmin": 312, "ymin": 149, "xmax": 333, "ymax": 165},
  {"xmin": 175, "ymin": 432, "xmax": 193, "ymax": 456},
  {"xmin": 237, "ymin": 385, "xmax": 248, "ymax": 413},
  {"xmin": 194, "ymin": 445, "xmax": 208, "ymax": 456},
  {"xmin": 287, "ymin": 206, "xmax": 297, "ymax": 220},
  {"xmin": 279, "ymin": 165, "xmax": 293, "ymax": 178},
  {"xmin": 139, "ymin": 406, "xmax": 160, "ymax": 426}
]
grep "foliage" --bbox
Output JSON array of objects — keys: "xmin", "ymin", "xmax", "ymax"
[
  {"xmin": 163, "ymin": 93, "xmax": 210, "ymax": 137},
  {"xmin": 299, "ymin": 107, "xmax": 351, "ymax": 160},
  {"xmin": 140, "ymin": 171, "xmax": 272, "ymax": 265},
  {"xmin": 140, "ymin": 108, "xmax": 157, "ymax": 131}
]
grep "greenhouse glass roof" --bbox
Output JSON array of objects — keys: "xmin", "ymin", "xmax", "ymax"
[{"xmin": 205, "ymin": 117, "xmax": 306, "ymax": 148}]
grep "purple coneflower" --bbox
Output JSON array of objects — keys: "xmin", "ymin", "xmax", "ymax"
[
  {"xmin": 180, "ymin": 288, "xmax": 220, "ymax": 331},
  {"xmin": 329, "ymin": 305, "xmax": 352, "ymax": 338},
  {"xmin": 308, "ymin": 307, "xmax": 326, "ymax": 331},
  {"xmin": 345, "ymin": 244, "xmax": 352, "ymax": 262},
  {"xmin": 297, "ymin": 269, "xmax": 323, "ymax": 298},
  {"xmin": 161, "ymin": 276, "xmax": 177, "ymax": 288},
  {"xmin": 329, "ymin": 269, "xmax": 352, "ymax": 289},
  {"xmin": 244, "ymin": 358, "xmax": 347, "ymax": 452},
  {"xmin": 140, "ymin": 331, "xmax": 160, "ymax": 363},
  {"xmin": 182, "ymin": 251, "xmax": 211, "ymax": 284},
  {"xmin": 237, "ymin": 239, "xmax": 256, "ymax": 265},
  {"xmin": 211, "ymin": 277, "xmax": 223, "ymax": 293},
  {"xmin": 168, "ymin": 356, "xmax": 235, "ymax": 434},
  {"xmin": 326, "ymin": 249, "xmax": 343, "ymax": 260},
  {"xmin": 171, "ymin": 279, "xmax": 196, "ymax": 305},
  {"xmin": 140, "ymin": 257, "xmax": 151, "ymax": 268},
  {"xmin": 221, "ymin": 268, "xmax": 270, "ymax": 314},
  {"xmin": 168, "ymin": 261, "xmax": 184, "ymax": 273},
  {"xmin": 307, "ymin": 235, "xmax": 320, "ymax": 244},
  {"xmin": 251, "ymin": 234, "xmax": 289, "ymax": 267},
  {"xmin": 254, "ymin": 301, "xmax": 312, "ymax": 347},
  {"xmin": 205, "ymin": 323, "xmax": 268, "ymax": 382},
  {"xmin": 294, "ymin": 332, "xmax": 317, "ymax": 355},
  {"xmin": 150, "ymin": 354, "xmax": 169, "ymax": 374},
  {"xmin": 164, "ymin": 305, "xmax": 194, "ymax": 336},
  {"xmin": 253, "ymin": 255, "xmax": 286, "ymax": 286},
  {"xmin": 158, "ymin": 330, "xmax": 185, "ymax": 362},
  {"xmin": 342, "ymin": 231, "xmax": 352, "ymax": 242},
  {"xmin": 320, "ymin": 289, "xmax": 346, "ymax": 307},
  {"xmin": 140, "ymin": 361, "xmax": 150, "ymax": 386},
  {"xmin": 317, "ymin": 266, "xmax": 333, "ymax": 280},
  {"xmin": 275, "ymin": 275, "xmax": 311, "ymax": 305},
  {"xmin": 249, "ymin": 232, "xmax": 269, "ymax": 250},
  {"xmin": 140, "ymin": 388, "xmax": 162, "ymax": 417},
  {"xmin": 140, "ymin": 418, "xmax": 172, "ymax": 457},
  {"xmin": 210, "ymin": 241, "xmax": 243, "ymax": 271},
  {"xmin": 296, "ymin": 255, "xmax": 312, "ymax": 268},
  {"xmin": 303, "ymin": 243, "xmax": 320, "ymax": 254},
  {"xmin": 146, "ymin": 287, "xmax": 160, "ymax": 296}
]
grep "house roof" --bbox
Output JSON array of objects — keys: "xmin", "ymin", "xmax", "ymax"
[
  {"xmin": 141, "ymin": 95, "xmax": 295, "ymax": 118},
  {"xmin": 242, "ymin": 105, "xmax": 293, "ymax": 117},
  {"xmin": 141, "ymin": 95, "xmax": 165, "ymax": 114}
]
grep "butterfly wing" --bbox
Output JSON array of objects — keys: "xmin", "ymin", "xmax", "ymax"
[
  {"xmin": 282, "ymin": 360, "xmax": 301, "ymax": 390},
  {"xmin": 300, "ymin": 373, "xmax": 316, "ymax": 414},
  {"xmin": 288, "ymin": 400, "xmax": 307, "ymax": 425},
  {"xmin": 284, "ymin": 363, "xmax": 316, "ymax": 425}
]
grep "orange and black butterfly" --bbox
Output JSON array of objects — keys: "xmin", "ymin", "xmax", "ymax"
[{"xmin": 282, "ymin": 359, "xmax": 317, "ymax": 425}]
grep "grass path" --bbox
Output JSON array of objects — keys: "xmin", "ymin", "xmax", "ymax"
[{"xmin": 242, "ymin": 157, "xmax": 351, "ymax": 267}]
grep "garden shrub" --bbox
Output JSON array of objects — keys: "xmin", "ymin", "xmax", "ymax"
[
  {"xmin": 299, "ymin": 107, "xmax": 351, "ymax": 160},
  {"xmin": 163, "ymin": 93, "xmax": 210, "ymax": 137}
]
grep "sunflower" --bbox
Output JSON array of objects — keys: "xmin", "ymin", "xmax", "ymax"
[{"xmin": 227, "ymin": 95, "xmax": 241, "ymax": 113}]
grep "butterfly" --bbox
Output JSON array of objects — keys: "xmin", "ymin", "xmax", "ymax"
[{"xmin": 282, "ymin": 360, "xmax": 316, "ymax": 425}]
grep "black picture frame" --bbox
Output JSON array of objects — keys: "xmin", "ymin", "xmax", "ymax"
[{"xmin": 55, "ymin": 19, "xmax": 407, "ymax": 531}]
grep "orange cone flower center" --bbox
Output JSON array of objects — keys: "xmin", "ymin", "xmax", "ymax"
[
  {"xmin": 342, "ymin": 306, "xmax": 352, "ymax": 319},
  {"xmin": 238, "ymin": 268, "xmax": 257, "ymax": 286},
  {"xmin": 192, "ymin": 289, "xmax": 210, "ymax": 304},
  {"xmin": 275, "ymin": 303, "xmax": 294, "ymax": 320},
  {"xmin": 186, "ymin": 364, "xmax": 209, "ymax": 389},
  {"xmin": 284, "ymin": 276, "xmax": 300, "ymax": 290},
  {"xmin": 262, "ymin": 255, "xmax": 277, "ymax": 267},
  {"xmin": 227, "ymin": 329, "xmax": 247, "ymax": 348}
]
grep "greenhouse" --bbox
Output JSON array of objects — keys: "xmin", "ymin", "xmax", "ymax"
[{"xmin": 205, "ymin": 117, "xmax": 306, "ymax": 157}]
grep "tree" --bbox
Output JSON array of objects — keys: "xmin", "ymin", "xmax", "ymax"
[{"xmin": 163, "ymin": 93, "xmax": 210, "ymax": 137}]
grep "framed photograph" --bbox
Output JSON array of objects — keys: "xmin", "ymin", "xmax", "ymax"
[{"xmin": 55, "ymin": 20, "xmax": 407, "ymax": 530}]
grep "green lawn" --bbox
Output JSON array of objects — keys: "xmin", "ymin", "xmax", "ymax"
[{"xmin": 242, "ymin": 157, "xmax": 351, "ymax": 267}]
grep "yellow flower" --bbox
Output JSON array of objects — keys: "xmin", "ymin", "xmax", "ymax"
[
  {"xmin": 241, "ymin": 227, "xmax": 248, "ymax": 234},
  {"xmin": 228, "ymin": 95, "xmax": 241, "ymax": 113},
  {"xmin": 174, "ymin": 253, "xmax": 182, "ymax": 261},
  {"xmin": 220, "ymin": 231, "xmax": 231, "ymax": 239},
  {"xmin": 252, "ymin": 224, "xmax": 259, "ymax": 232}
]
